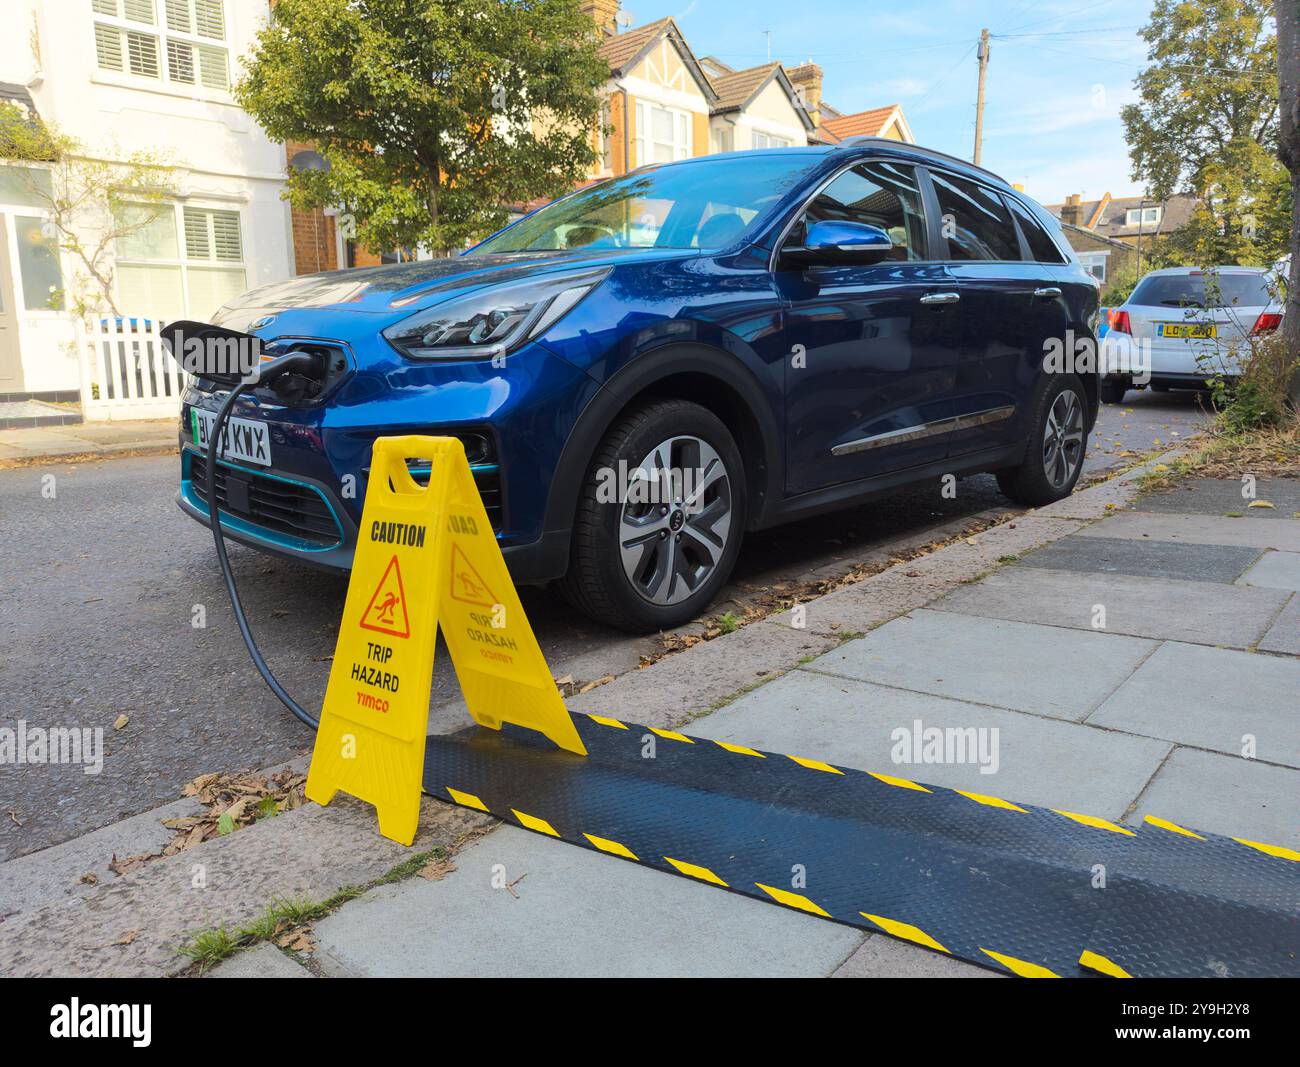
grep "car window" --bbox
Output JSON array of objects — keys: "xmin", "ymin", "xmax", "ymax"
[
  {"xmin": 931, "ymin": 171, "xmax": 1021, "ymax": 261},
  {"xmin": 789, "ymin": 161, "xmax": 928, "ymax": 261},
  {"xmin": 1006, "ymin": 197, "xmax": 1066, "ymax": 264},
  {"xmin": 1128, "ymin": 272, "xmax": 1275, "ymax": 309}
]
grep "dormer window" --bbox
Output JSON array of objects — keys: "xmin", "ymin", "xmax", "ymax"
[{"xmin": 1125, "ymin": 206, "xmax": 1161, "ymax": 226}]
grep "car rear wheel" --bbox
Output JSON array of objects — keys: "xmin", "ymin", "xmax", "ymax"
[
  {"xmin": 558, "ymin": 399, "xmax": 746, "ymax": 632},
  {"xmin": 996, "ymin": 374, "xmax": 1088, "ymax": 506}
]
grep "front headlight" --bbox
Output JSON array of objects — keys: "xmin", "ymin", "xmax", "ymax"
[{"xmin": 382, "ymin": 267, "xmax": 610, "ymax": 361}]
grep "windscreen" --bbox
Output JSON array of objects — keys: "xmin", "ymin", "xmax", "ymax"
[{"xmin": 475, "ymin": 154, "xmax": 820, "ymax": 254}]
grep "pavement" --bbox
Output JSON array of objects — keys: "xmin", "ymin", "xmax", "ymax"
[
  {"xmin": 3, "ymin": 434, "xmax": 1294, "ymax": 978},
  {"xmin": 281, "ymin": 469, "xmax": 1295, "ymax": 980},
  {"xmin": 0, "ymin": 418, "xmax": 177, "ymax": 464}
]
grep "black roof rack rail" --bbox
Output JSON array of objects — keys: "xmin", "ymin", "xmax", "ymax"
[{"xmin": 831, "ymin": 135, "xmax": 1008, "ymax": 185}]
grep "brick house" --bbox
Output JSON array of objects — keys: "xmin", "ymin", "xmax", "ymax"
[{"xmin": 1043, "ymin": 191, "xmax": 1199, "ymax": 282}]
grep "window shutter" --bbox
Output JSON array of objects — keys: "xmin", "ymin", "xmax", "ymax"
[
  {"xmin": 196, "ymin": 44, "xmax": 228, "ymax": 90},
  {"xmin": 182, "ymin": 207, "xmax": 210, "ymax": 259},
  {"xmin": 125, "ymin": 31, "xmax": 159, "ymax": 77},
  {"xmin": 164, "ymin": 0, "xmax": 191, "ymax": 32},
  {"xmin": 122, "ymin": 0, "xmax": 155, "ymax": 24},
  {"xmin": 92, "ymin": 0, "xmax": 120, "ymax": 16},
  {"xmin": 166, "ymin": 39, "xmax": 194, "ymax": 83},
  {"xmin": 94, "ymin": 25, "xmax": 124, "ymax": 70},
  {"xmin": 211, "ymin": 210, "xmax": 242, "ymax": 261},
  {"xmin": 194, "ymin": 0, "xmax": 224, "ymax": 40}
]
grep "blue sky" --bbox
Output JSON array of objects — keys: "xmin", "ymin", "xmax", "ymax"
[{"xmin": 630, "ymin": 0, "xmax": 1157, "ymax": 206}]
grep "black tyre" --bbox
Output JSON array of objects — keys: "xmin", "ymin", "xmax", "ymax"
[
  {"xmin": 996, "ymin": 374, "xmax": 1089, "ymax": 506},
  {"xmin": 558, "ymin": 398, "xmax": 747, "ymax": 632},
  {"xmin": 1099, "ymin": 376, "xmax": 1129, "ymax": 404}
]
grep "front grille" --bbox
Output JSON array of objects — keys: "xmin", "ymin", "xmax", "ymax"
[
  {"xmin": 189, "ymin": 455, "xmax": 340, "ymax": 547},
  {"xmin": 472, "ymin": 467, "xmax": 503, "ymax": 531},
  {"xmin": 401, "ymin": 463, "xmax": 503, "ymax": 531}
]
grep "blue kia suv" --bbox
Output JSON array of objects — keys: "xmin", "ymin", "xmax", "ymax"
[{"xmin": 178, "ymin": 138, "xmax": 1099, "ymax": 632}]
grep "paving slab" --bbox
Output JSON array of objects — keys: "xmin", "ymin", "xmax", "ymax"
[
  {"xmin": 692, "ymin": 669, "xmax": 1169, "ymax": 818},
  {"xmin": 1018, "ymin": 534, "xmax": 1262, "ymax": 584},
  {"xmin": 1087, "ymin": 642, "xmax": 1300, "ymax": 768},
  {"xmin": 1126, "ymin": 747, "xmax": 1300, "ymax": 848},
  {"xmin": 208, "ymin": 942, "xmax": 312, "ymax": 978},
  {"xmin": 933, "ymin": 566, "xmax": 1288, "ymax": 649},
  {"xmin": 832, "ymin": 933, "xmax": 1002, "ymax": 978},
  {"xmin": 311, "ymin": 826, "xmax": 865, "ymax": 978},
  {"xmin": 1258, "ymin": 594, "xmax": 1300, "ymax": 655},
  {"xmin": 1076, "ymin": 511, "xmax": 1300, "ymax": 551},
  {"xmin": 1134, "ymin": 478, "xmax": 1300, "ymax": 517},
  {"xmin": 803, "ymin": 610, "xmax": 1156, "ymax": 721},
  {"xmin": 1236, "ymin": 550, "xmax": 1300, "ymax": 592}
]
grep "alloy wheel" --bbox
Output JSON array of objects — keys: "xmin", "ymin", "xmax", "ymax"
[
  {"xmin": 1042, "ymin": 389, "xmax": 1084, "ymax": 490},
  {"xmin": 618, "ymin": 435, "xmax": 733, "ymax": 606}
]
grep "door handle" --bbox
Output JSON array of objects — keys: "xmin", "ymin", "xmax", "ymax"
[
  {"xmin": 1033, "ymin": 287, "xmax": 1062, "ymax": 299},
  {"xmin": 919, "ymin": 291, "xmax": 961, "ymax": 305}
]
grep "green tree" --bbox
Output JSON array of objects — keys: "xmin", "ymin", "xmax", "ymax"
[
  {"xmin": 1121, "ymin": 0, "xmax": 1286, "ymax": 265},
  {"xmin": 237, "ymin": 0, "xmax": 609, "ymax": 257},
  {"xmin": 0, "ymin": 103, "xmax": 175, "ymax": 318},
  {"xmin": 1276, "ymin": 0, "xmax": 1300, "ymax": 402}
]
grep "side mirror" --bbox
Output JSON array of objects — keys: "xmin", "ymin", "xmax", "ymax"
[{"xmin": 784, "ymin": 220, "xmax": 895, "ymax": 266}]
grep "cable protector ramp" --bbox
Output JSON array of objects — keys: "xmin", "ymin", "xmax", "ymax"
[{"xmin": 423, "ymin": 714, "xmax": 1300, "ymax": 978}]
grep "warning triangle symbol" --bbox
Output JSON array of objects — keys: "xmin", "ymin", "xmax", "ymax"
[
  {"xmin": 449, "ymin": 542, "xmax": 499, "ymax": 608},
  {"xmin": 360, "ymin": 555, "xmax": 411, "ymax": 638}
]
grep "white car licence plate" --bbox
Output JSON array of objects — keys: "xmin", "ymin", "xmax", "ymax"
[{"xmin": 191, "ymin": 409, "xmax": 272, "ymax": 467}]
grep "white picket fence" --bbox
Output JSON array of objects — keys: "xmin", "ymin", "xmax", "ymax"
[{"xmin": 77, "ymin": 317, "xmax": 190, "ymax": 422}]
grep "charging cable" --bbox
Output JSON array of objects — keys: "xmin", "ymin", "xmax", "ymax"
[{"xmin": 205, "ymin": 352, "xmax": 323, "ymax": 730}]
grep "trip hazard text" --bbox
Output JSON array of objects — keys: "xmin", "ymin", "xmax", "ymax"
[{"xmin": 351, "ymin": 640, "xmax": 400, "ymax": 693}]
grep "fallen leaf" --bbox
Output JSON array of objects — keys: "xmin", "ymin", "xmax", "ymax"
[
  {"xmin": 578, "ymin": 675, "xmax": 615, "ymax": 694},
  {"xmin": 108, "ymin": 852, "xmax": 157, "ymax": 876},
  {"xmin": 1247, "ymin": 500, "xmax": 1275, "ymax": 509},
  {"xmin": 278, "ymin": 928, "xmax": 315, "ymax": 952},
  {"xmin": 114, "ymin": 929, "xmax": 140, "ymax": 946},
  {"xmin": 113, "ymin": 714, "xmax": 129, "ymax": 730},
  {"xmin": 418, "ymin": 855, "xmax": 458, "ymax": 881},
  {"xmin": 182, "ymin": 773, "xmax": 220, "ymax": 797},
  {"xmin": 79, "ymin": 872, "xmax": 98, "ymax": 885}
]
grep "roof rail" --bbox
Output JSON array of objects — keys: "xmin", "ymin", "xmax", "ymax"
[{"xmin": 831, "ymin": 136, "xmax": 1008, "ymax": 184}]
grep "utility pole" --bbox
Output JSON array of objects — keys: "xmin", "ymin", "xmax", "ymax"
[{"xmin": 973, "ymin": 28, "xmax": 990, "ymax": 165}]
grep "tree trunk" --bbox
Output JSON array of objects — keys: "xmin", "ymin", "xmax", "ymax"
[{"xmin": 1278, "ymin": 1, "xmax": 1300, "ymax": 404}]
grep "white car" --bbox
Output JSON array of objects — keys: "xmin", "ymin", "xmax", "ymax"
[{"xmin": 1099, "ymin": 266, "xmax": 1284, "ymax": 403}]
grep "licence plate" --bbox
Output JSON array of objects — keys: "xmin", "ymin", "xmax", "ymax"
[
  {"xmin": 1157, "ymin": 323, "xmax": 1216, "ymax": 339},
  {"xmin": 191, "ymin": 408, "xmax": 272, "ymax": 467}
]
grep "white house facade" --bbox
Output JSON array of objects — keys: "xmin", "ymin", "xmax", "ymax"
[{"xmin": 0, "ymin": 0, "xmax": 293, "ymax": 399}]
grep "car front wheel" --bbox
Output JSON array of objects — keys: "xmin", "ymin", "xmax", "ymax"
[{"xmin": 559, "ymin": 398, "xmax": 747, "ymax": 632}]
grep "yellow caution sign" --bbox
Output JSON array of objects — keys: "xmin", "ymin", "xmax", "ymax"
[{"xmin": 305, "ymin": 436, "xmax": 585, "ymax": 845}]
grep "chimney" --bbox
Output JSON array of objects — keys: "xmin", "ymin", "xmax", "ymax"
[
  {"xmin": 1059, "ymin": 193, "xmax": 1082, "ymax": 228},
  {"xmin": 786, "ymin": 61, "xmax": 823, "ymax": 127},
  {"xmin": 580, "ymin": 0, "xmax": 621, "ymax": 36}
]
